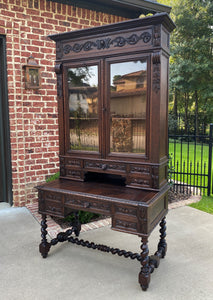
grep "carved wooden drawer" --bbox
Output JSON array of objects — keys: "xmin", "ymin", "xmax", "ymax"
[
  {"xmin": 63, "ymin": 168, "xmax": 83, "ymax": 180},
  {"xmin": 65, "ymin": 158, "xmax": 82, "ymax": 168},
  {"xmin": 129, "ymin": 165, "xmax": 151, "ymax": 176},
  {"xmin": 45, "ymin": 200, "xmax": 63, "ymax": 217},
  {"xmin": 114, "ymin": 204, "xmax": 137, "ymax": 217},
  {"xmin": 38, "ymin": 191, "xmax": 64, "ymax": 217},
  {"xmin": 60, "ymin": 156, "xmax": 83, "ymax": 180},
  {"xmin": 45, "ymin": 192, "xmax": 63, "ymax": 202},
  {"xmin": 112, "ymin": 215, "xmax": 138, "ymax": 234},
  {"xmin": 127, "ymin": 176, "xmax": 151, "ymax": 189},
  {"xmin": 84, "ymin": 160, "xmax": 126, "ymax": 174},
  {"xmin": 127, "ymin": 164, "xmax": 152, "ymax": 188},
  {"xmin": 64, "ymin": 194, "xmax": 111, "ymax": 215}
]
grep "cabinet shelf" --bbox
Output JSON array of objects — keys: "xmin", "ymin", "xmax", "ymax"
[{"xmin": 69, "ymin": 117, "xmax": 98, "ymax": 120}]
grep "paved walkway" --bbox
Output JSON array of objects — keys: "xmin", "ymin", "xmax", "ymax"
[{"xmin": 0, "ymin": 204, "xmax": 212, "ymax": 300}]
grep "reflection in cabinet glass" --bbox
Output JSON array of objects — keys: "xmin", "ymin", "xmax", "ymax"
[
  {"xmin": 110, "ymin": 60, "xmax": 147, "ymax": 154},
  {"xmin": 68, "ymin": 65, "xmax": 99, "ymax": 151}
]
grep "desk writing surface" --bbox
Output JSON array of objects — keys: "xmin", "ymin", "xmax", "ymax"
[{"xmin": 40, "ymin": 179, "xmax": 157, "ymax": 204}]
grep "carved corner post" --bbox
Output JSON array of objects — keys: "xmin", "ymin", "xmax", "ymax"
[
  {"xmin": 139, "ymin": 237, "xmax": 151, "ymax": 291},
  {"xmin": 39, "ymin": 214, "xmax": 51, "ymax": 258},
  {"xmin": 152, "ymin": 51, "xmax": 161, "ymax": 94},
  {"xmin": 54, "ymin": 62, "xmax": 65, "ymax": 157}
]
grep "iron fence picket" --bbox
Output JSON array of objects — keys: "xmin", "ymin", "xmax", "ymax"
[
  {"xmin": 190, "ymin": 161, "xmax": 192, "ymax": 195},
  {"xmin": 168, "ymin": 123, "xmax": 213, "ymax": 196},
  {"xmin": 207, "ymin": 124, "xmax": 213, "ymax": 196}
]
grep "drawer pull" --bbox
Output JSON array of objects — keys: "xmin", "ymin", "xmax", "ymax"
[{"xmin": 84, "ymin": 202, "xmax": 90, "ymax": 208}]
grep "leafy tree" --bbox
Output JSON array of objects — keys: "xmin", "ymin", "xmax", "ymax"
[
  {"xmin": 159, "ymin": 0, "xmax": 213, "ymax": 134},
  {"xmin": 68, "ymin": 67, "xmax": 91, "ymax": 86}
]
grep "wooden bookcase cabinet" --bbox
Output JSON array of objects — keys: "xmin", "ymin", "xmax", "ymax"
[{"xmin": 37, "ymin": 13, "xmax": 175, "ymax": 291}]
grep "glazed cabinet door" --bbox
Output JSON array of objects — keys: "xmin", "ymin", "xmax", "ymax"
[
  {"xmin": 63, "ymin": 60, "xmax": 103, "ymax": 157},
  {"xmin": 105, "ymin": 54, "xmax": 150, "ymax": 160}
]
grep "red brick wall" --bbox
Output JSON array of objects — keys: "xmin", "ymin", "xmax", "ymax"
[{"xmin": 0, "ymin": 0, "xmax": 128, "ymax": 206}]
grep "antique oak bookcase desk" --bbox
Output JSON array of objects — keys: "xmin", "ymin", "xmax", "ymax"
[{"xmin": 37, "ymin": 13, "xmax": 175, "ymax": 291}]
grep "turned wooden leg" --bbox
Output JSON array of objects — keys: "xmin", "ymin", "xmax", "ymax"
[
  {"xmin": 72, "ymin": 211, "xmax": 81, "ymax": 237},
  {"xmin": 149, "ymin": 217, "xmax": 167, "ymax": 272},
  {"xmin": 156, "ymin": 216, "xmax": 167, "ymax": 258},
  {"xmin": 138, "ymin": 237, "xmax": 151, "ymax": 291},
  {"xmin": 39, "ymin": 214, "xmax": 51, "ymax": 258}
]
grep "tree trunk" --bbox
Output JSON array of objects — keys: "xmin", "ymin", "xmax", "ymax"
[
  {"xmin": 173, "ymin": 88, "xmax": 178, "ymax": 118},
  {"xmin": 184, "ymin": 92, "xmax": 189, "ymax": 134}
]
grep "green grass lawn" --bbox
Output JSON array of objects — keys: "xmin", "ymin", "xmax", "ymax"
[
  {"xmin": 189, "ymin": 195, "xmax": 213, "ymax": 214},
  {"xmin": 169, "ymin": 140, "xmax": 212, "ymax": 194},
  {"xmin": 169, "ymin": 140, "xmax": 209, "ymax": 164}
]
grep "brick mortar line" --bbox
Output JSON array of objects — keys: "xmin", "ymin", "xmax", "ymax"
[
  {"xmin": 26, "ymin": 195, "xmax": 201, "ymax": 239},
  {"xmin": 1, "ymin": 0, "xmax": 126, "ymax": 206}
]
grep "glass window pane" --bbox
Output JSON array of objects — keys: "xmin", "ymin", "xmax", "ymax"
[
  {"xmin": 110, "ymin": 60, "xmax": 147, "ymax": 154},
  {"xmin": 68, "ymin": 66, "xmax": 99, "ymax": 151}
]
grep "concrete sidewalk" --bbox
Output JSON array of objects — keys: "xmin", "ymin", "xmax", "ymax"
[{"xmin": 0, "ymin": 206, "xmax": 213, "ymax": 300}]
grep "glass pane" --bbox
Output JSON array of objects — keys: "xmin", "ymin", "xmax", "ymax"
[
  {"xmin": 110, "ymin": 60, "xmax": 147, "ymax": 154},
  {"xmin": 68, "ymin": 66, "xmax": 99, "ymax": 151}
]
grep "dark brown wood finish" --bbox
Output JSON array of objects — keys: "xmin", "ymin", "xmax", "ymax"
[
  {"xmin": 37, "ymin": 13, "xmax": 175, "ymax": 291},
  {"xmin": 53, "ymin": 13, "xmax": 175, "ymax": 189}
]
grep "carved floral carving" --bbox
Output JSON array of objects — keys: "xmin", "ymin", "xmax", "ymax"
[
  {"xmin": 138, "ymin": 207, "xmax": 148, "ymax": 233},
  {"xmin": 153, "ymin": 25, "xmax": 161, "ymax": 47},
  {"xmin": 115, "ymin": 219, "xmax": 137, "ymax": 230},
  {"xmin": 85, "ymin": 162, "xmax": 103, "ymax": 169},
  {"xmin": 108, "ymin": 164, "xmax": 126, "ymax": 171},
  {"xmin": 56, "ymin": 74, "xmax": 62, "ymax": 98},
  {"xmin": 152, "ymin": 64, "xmax": 160, "ymax": 93},
  {"xmin": 46, "ymin": 193, "xmax": 62, "ymax": 202},
  {"xmin": 151, "ymin": 166, "xmax": 159, "ymax": 189},
  {"xmin": 46, "ymin": 204, "xmax": 62, "ymax": 214},
  {"xmin": 67, "ymin": 170, "xmax": 81, "ymax": 177},
  {"xmin": 116, "ymin": 206, "xmax": 136, "ymax": 215},
  {"xmin": 131, "ymin": 166, "xmax": 150, "ymax": 175},
  {"xmin": 67, "ymin": 159, "xmax": 81, "ymax": 167},
  {"xmin": 131, "ymin": 178, "xmax": 150, "ymax": 186},
  {"xmin": 63, "ymin": 32, "xmax": 152, "ymax": 54},
  {"xmin": 65, "ymin": 195, "xmax": 110, "ymax": 212},
  {"xmin": 85, "ymin": 161, "xmax": 125, "ymax": 171},
  {"xmin": 152, "ymin": 52, "xmax": 161, "ymax": 65}
]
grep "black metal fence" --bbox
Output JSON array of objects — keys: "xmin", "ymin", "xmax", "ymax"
[{"xmin": 168, "ymin": 123, "xmax": 213, "ymax": 196}]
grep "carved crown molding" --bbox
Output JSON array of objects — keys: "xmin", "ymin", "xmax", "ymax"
[{"xmin": 63, "ymin": 32, "xmax": 152, "ymax": 55}]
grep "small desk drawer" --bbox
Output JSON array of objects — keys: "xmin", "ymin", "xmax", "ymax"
[
  {"xmin": 45, "ymin": 200, "xmax": 63, "ymax": 216},
  {"xmin": 112, "ymin": 216, "xmax": 138, "ymax": 234},
  {"xmin": 45, "ymin": 192, "xmax": 63, "ymax": 202},
  {"xmin": 64, "ymin": 194, "xmax": 111, "ymax": 215}
]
